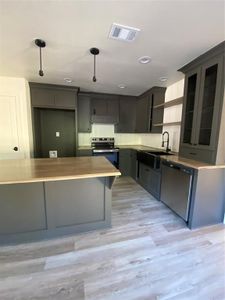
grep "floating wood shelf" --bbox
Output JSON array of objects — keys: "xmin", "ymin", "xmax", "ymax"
[
  {"xmin": 153, "ymin": 121, "xmax": 181, "ymax": 127},
  {"xmin": 154, "ymin": 97, "xmax": 183, "ymax": 109}
]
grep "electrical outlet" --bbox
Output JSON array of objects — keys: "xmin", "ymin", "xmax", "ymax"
[{"xmin": 49, "ymin": 150, "xmax": 58, "ymax": 158}]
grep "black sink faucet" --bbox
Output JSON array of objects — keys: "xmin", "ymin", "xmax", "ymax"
[{"xmin": 162, "ymin": 131, "xmax": 171, "ymax": 152}]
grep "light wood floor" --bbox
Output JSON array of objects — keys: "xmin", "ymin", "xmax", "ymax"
[{"xmin": 0, "ymin": 177, "xmax": 224, "ymax": 300}]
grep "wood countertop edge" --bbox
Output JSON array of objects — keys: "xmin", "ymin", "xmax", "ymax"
[{"xmin": 0, "ymin": 172, "xmax": 121, "ymax": 185}]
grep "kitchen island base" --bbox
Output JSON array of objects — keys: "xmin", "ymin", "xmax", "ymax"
[{"xmin": 0, "ymin": 177, "xmax": 112, "ymax": 245}]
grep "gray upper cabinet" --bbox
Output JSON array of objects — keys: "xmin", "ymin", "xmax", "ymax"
[
  {"xmin": 135, "ymin": 94, "xmax": 150, "ymax": 133},
  {"xmin": 77, "ymin": 94, "xmax": 91, "ymax": 133},
  {"xmin": 151, "ymin": 87, "xmax": 166, "ymax": 134},
  {"xmin": 136, "ymin": 87, "xmax": 166, "ymax": 134},
  {"xmin": 30, "ymin": 83, "xmax": 78, "ymax": 110},
  {"xmin": 91, "ymin": 93, "xmax": 119, "ymax": 124},
  {"xmin": 115, "ymin": 96, "xmax": 137, "ymax": 133},
  {"xmin": 179, "ymin": 42, "xmax": 224, "ymax": 164}
]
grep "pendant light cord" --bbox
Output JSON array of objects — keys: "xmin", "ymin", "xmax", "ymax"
[
  {"xmin": 39, "ymin": 47, "xmax": 44, "ymax": 76},
  {"xmin": 93, "ymin": 54, "xmax": 97, "ymax": 82}
]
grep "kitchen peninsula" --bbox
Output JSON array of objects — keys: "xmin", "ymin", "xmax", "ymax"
[{"xmin": 0, "ymin": 157, "xmax": 121, "ymax": 244}]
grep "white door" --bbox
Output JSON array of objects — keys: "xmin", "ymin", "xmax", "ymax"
[{"xmin": 0, "ymin": 95, "xmax": 24, "ymax": 159}]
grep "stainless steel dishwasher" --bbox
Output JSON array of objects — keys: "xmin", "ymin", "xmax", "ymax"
[{"xmin": 160, "ymin": 160, "xmax": 194, "ymax": 221}]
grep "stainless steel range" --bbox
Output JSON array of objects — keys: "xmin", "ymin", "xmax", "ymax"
[{"xmin": 91, "ymin": 138, "xmax": 119, "ymax": 168}]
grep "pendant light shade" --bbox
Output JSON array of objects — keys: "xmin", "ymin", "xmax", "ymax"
[
  {"xmin": 35, "ymin": 39, "xmax": 46, "ymax": 77},
  {"xmin": 90, "ymin": 47, "xmax": 100, "ymax": 82}
]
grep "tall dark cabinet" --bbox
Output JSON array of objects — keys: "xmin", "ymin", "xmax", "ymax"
[
  {"xmin": 179, "ymin": 42, "xmax": 225, "ymax": 164},
  {"xmin": 29, "ymin": 83, "xmax": 78, "ymax": 158}
]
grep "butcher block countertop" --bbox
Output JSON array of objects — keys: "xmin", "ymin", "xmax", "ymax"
[
  {"xmin": 0, "ymin": 157, "xmax": 121, "ymax": 185},
  {"xmin": 160, "ymin": 155, "xmax": 225, "ymax": 170}
]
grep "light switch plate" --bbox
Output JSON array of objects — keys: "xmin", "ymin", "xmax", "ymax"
[
  {"xmin": 49, "ymin": 150, "xmax": 58, "ymax": 158},
  {"xmin": 56, "ymin": 132, "xmax": 60, "ymax": 137}
]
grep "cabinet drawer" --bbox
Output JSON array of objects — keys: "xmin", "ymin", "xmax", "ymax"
[{"xmin": 179, "ymin": 146, "xmax": 215, "ymax": 164}]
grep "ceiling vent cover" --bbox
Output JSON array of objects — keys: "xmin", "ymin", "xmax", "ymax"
[{"xmin": 109, "ymin": 23, "xmax": 140, "ymax": 42}]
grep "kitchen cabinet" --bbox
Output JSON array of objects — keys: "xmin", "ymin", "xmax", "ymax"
[
  {"xmin": 136, "ymin": 87, "xmax": 166, "ymax": 134},
  {"xmin": 91, "ymin": 93, "xmax": 119, "ymax": 124},
  {"xmin": 151, "ymin": 87, "xmax": 166, "ymax": 133},
  {"xmin": 119, "ymin": 149, "xmax": 131, "ymax": 176},
  {"xmin": 30, "ymin": 83, "xmax": 78, "ymax": 109},
  {"xmin": 179, "ymin": 42, "xmax": 224, "ymax": 164},
  {"xmin": 77, "ymin": 94, "xmax": 91, "ymax": 132},
  {"xmin": 115, "ymin": 96, "xmax": 137, "ymax": 133},
  {"xmin": 135, "ymin": 94, "xmax": 150, "ymax": 133},
  {"xmin": 138, "ymin": 162, "xmax": 161, "ymax": 200},
  {"xmin": 77, "ymin": 149, "xmax": 92, "ymax": 156},
  {"xmin": 119, "ymin": 149, "xmax": 137, "ymax": 179}
]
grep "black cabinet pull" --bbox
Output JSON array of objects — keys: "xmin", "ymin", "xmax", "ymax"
[
  {"xmin": 189, "ymin": 152, "xmax": 196, "ymax": 155},
  {"xmin": 13, "ymin": 147, "xmax": 18, "ymax": 151},
  {"xmin": 93, "ymin": 108, "xmax": 96, "ymax": 115}
]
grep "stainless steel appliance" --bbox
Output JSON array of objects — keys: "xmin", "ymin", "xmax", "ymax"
[
  {"xmin": 160, "ymin": 160, "xmax": 194, "ymax": 221},
  {"xmin": 91, "ymin": 138, "xmax": 119, "ymax": 168}
]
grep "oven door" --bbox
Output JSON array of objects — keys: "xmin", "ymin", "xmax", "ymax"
[{"xmin": 92, "ymin": 149, "xmax": 119, "ymax": 168}]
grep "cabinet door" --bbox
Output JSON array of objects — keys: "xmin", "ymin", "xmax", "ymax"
[
  {"xmin": 54, "ymin": 90, "xmax": 76, "ymax": 109},
  {"xmin": 136, "ymin": 95, "xmax": 150, "ymax": 133},
  {"xmin": 91, "ymin": 97, "xmax": 107, "ymax": 116},
  {"xmin": 107, "ymin": 97, "xmax": 119, "ymax": 123},
  {"xmin": 119, "ymin": 149, "xmax": 131, "ymax": 176},
  {"xmin": 31, "ymin": 88, "xmax": 55, "ymax": 107},
  {"xmin": 78, "ymin": 95, "xmax": 91, "ymax": 132},
  {"xmin": 195, "ymin": 56, "xmax": 224, "ymax": 150},
  {"xmin": 115, "ymin": 96, "xmax": 136, "ymax": 133},
  {"xmin": 180, "ymin": 67, "xmax": 201, "ymax": 146},
  {"xmin": 151, "ymin": 90, "xmax": 165, "ymax": 134},
  {"xmin": 139, "ymin": 163, "xmax": 161, "ymax": 199},
  {"xmin": 130, "ymin": 150, "xmax": 137, "ymax": 180}
]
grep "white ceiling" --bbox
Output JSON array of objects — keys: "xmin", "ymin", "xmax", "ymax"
[{"xmin": 0, "ymin": 0, "xmax": 224, "ymax": 96}]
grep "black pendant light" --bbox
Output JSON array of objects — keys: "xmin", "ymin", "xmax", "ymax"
[
  {"xmin": 35, "ymin": 39, "xmax": 46, "ymax": 77},
  {"xmin": 90, "ymin": 47, "xmax": 100, "ymax": 82}
]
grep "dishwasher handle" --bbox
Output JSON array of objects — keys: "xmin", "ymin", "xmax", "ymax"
[{"xmin": 162, "ymin": 160, "xmax": 193, "ymax": 175}]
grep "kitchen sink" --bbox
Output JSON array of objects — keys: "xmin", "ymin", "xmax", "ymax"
[{"xmin": 137, "ymin": 150, "xmax": 173, "ymax": 169}]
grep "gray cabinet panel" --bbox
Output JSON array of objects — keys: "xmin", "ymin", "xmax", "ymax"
[
  {"xmin": 91, "ymin": 94, "xmax": 119, "ymax": 124},
  {"xmin": 31, "ymin": 88, "xmax": 55, "ymax": 107},
  {"xmin": 54, "ymin": 90, "xmax": 76, "ymax": 109},
  {"xmin": 78, "ymin": 94, "xmax": 91, "ymax": 132},
  {"xmin": 77, "ymin": 149, "xmax": 92, "ymax": 156},
  {"xmin": 119, "ymin": 149, "xmax": 131, "ymax": 176},
  {"xmin": 45, "ymin": 178, "xmax": 105, "ymax": 227},
  {"xmin": 115, "ymin": 96, "xmax": 136, "ymax": 133},
  {"xmin": 130, "ymin": 150, "xmax": 137, "ymax": 180},
  {"xmin": 0, "ymin": 183, "xmax": 46, "ymax": 234},
  {"xmin": 136, "ymin": 95, "xmax": 150, "ymax": 133},
  {"xmin": 138, "ymin": 162, "xmax": 161, "ymax": 199},
  {"xmin": 30, "ymin": 83, "xmax": 78, "ymax": 110}
]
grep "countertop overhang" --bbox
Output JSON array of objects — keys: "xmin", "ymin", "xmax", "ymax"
[{"xmin": 0, "ymin": 157, "xmax": 121, "ymax": 185}]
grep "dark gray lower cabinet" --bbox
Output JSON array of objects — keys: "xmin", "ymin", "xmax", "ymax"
[
  {"xmin": 77, "ymin": 149, "xmax": 92, "ymax": 156},
  {"xmin": 138, "ymin": 162, "xmax": 161, "ymax": 199},
  {"xmin": 119, "ymin": 149, "xmax": 137, "ymax": 180}
]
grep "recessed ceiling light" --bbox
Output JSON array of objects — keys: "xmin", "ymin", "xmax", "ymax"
[
  {"xmin": 64, "ymin": 77, "xmax": 72, "ymax": 83},
  {"xmin": 118, "ymin": 84, "xmax": 126, "ymax": 89},
  {"xmin": 138, "ymin": 56, "xmax": 151, "ymax": 64},
  {"xmin": 159, "ymin": 77, "xmax": 168, "ymax": 82}
]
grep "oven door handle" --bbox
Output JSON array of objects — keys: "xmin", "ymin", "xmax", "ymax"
[{"xmin": 92, "ymin": 149, "xmax": 119, "ymax": 153}]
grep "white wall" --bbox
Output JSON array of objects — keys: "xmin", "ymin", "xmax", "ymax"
[
  {"xmin": 78, "ymin": 124, "xmax": 141, "ymax": 146},
  {"xmin": 0, "ymin": 76, "xmax": 33, "ymax": 158}
]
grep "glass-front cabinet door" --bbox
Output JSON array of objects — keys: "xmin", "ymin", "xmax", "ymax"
[
  {"xmin": 181, "ymin": 67, "xmax": 201, "ymax": 146},
  {"xmin": 195, "ymin": 56, "xmax": 223, "ymax": 150}
]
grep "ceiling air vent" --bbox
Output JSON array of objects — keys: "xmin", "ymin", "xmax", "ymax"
[{"xmin": 109, "ymin": 23, "xmax": 140, "ymax": 42}]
